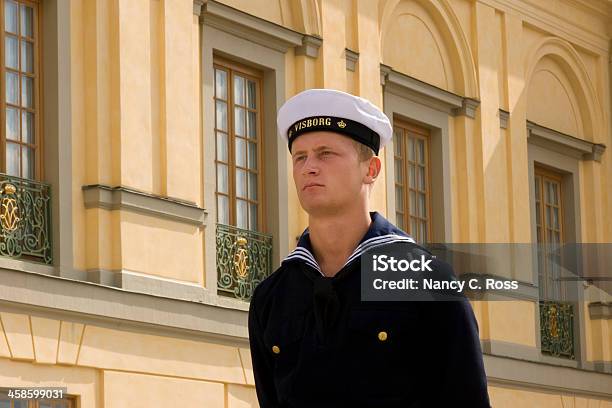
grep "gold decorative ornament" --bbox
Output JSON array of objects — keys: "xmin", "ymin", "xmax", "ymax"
[
  {"xmin": 378, "ymin": 331, "xmax": 388, "ymax": 341},
  {"xmin": 0, "ymin": 183, "xmax": 20, "ymax": 232},
  {"xmin": 233, "ymin": 236, "xmax": 250, "ymax": 279},
  {"xmin": 337, "ymin": 120, "xmax": 347, "ymax": 128},
  {"xmin": 548, "ymin": 304, "xmax": 558, "ymax": 338},
  {"xmin": 272, "ymin": 345, "xmax": 280, "ymax": 354}
]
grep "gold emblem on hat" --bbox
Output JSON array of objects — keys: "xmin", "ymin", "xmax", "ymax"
[{"xmin": 337, "ymin": 120, "xmax": 347, "ymax": 128}]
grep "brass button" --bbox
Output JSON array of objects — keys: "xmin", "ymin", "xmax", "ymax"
[
  {"xmin": 272, "ymin": 345, "xmax": 280, "ymax": 354},
  {"xmin": 378, "ymin": 331, "xmax": 388, "ymax": 341}
]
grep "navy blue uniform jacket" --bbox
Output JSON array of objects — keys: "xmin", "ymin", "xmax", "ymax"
[{"xmin": 248, "ymin": 212, "xmax": 491, "ymax": 407}]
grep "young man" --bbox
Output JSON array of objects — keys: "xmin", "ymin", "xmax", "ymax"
[{"xmin": 248, "ymin": 89, "xmax": 491, "ymax": 407}]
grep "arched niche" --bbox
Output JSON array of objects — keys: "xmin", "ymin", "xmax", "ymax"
[
  {"xmin": 379, "ymin": 0, "xmax": 477, "ymax": 97},
  {"xmin": 290, "ymin": 0, "xmax": 321, "ymax": 36},
  {"xmin": 525, "ymin": 37, "xmax": 603, "ymax": 142}
]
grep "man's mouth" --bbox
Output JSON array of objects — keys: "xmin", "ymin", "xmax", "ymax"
[{"xmin": 303, "ymin": 183, "xmax": 324, "ymax": 191}]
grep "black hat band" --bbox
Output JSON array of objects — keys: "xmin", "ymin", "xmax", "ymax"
[{"xmin": 287, "ymin": 116, "xmax": 380, "ymax": 155}]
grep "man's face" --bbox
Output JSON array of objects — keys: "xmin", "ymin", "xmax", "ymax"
[{"xmin": 291, "ymin": 131, "xmax": 372, "ymax": 217}]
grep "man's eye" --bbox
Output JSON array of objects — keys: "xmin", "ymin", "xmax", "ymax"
[
  {"xmin": 321, "ymin": 151, "xmax": 332, "ymax": 156},
  {"xmin": 294, "ymin": 156, "xmax": 305, "ymax": 162}
]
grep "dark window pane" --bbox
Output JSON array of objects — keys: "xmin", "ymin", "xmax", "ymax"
[
  {"xmin": 5, "ymin": 35, "xmax": 18, "ymax": 69},
  {"xmin": 214, "ymin": 69, "xmax": 227, "ymax": 100},
  {"xmin": 6, "ymin": 71, "xmax": 19, "ymax": 104},
  {"xmin": 6, "ymin": 142, "xmax": 20, "ymax": 176},
  {"xmin": 552, "ymin": 207, "xmax": 559, "ymax": 230},
  {"xmin": 246, "ymin": 80, "xmax": 256, "ymax": 109},
  {"xmin": 22, "ymin": 75, "xmax": 34, "ymax": 108},
  {"xmin": 234, "ymin": 75, "xmax": 245, "ymax": 106},
  {"xmin": 246, "ymin": 111, "xmax": 257, "ymax": 139},
  {"xmin": 234, "ymin": 107, "xmax": 245, "ymax": 137},
  {"xmin": 417, "ymin": 165, "xmax": 425, "ymax": 190},
  {"xmin": 248, "ymin": 172, "xmax": 257, "ymax": 200},
  {"xmin": 20, "ymin": 4, "xmax": 34, "ymax": 37},
  {"xmin": 393, "ymin": 128, "xmax": 402, "ymax": 156},
  {"xmin": 5, "ymin": 1, "xmax": 18, "ymax": 34},
  {"xmin": 395, "ymin": 185, "xmax": 403, "ymax": 210},
  {"xmin": 215, "ymin": 101, "xmax": 227, "ymax": 131},
  {"xmin": 217, "ymin": 195, "xmax": 229, "ymax": 224},
  {"xmin": 420, "ymin": 220, "xmax": 427, "ymax": 242},
  {"xmin": 21, "ymin": 40, "xmax": 34, "ymax": 73},
  {"xmin": 22, "ymin": 145, "xmax": 34, "ymax": 179},
  {"xmin": 409, "ymin": 190, "xmax": 416, "ymax": 216},
  {"xmin": 235, "ymin": 137, "xmax": 246, "ymax": 167},
  {"xmin": 216, "ymin": 131, "xmax": 228, "ymax": 162},
  {"xmin": 6, "ymin": 107, "xmax": 19, "ymax": 140},
  {"xmin": 247, "ymin": 141, "xmax": 257, "ymax": 170},
  {"xmin": 216, "ymin": 163, "xmax": 228, "ymax": 194},
  {"xmin": 418, "ymin": 193, "xmax": 426, "ymax": 217},
  {"xmin": 236, "ymin": 199, "xmax": 247, "ymax": 229},
  {"xmin": 394, "ymin": 159, "xmax": 402, "ymax": 183},
  {"xmin": 236, "ymin": 169, "xmax": 246, "ymax": 198},
  {"xmin": 408, "ymin": 137, "xmax": 415, "ymax": 161},
  {"xmin": 417, "ymin": 139, "xmax": 424, "ymax": 163},
  {"xmin": 22, "ymin": 110, "xmax": 34, "ymax": 143},
  {"xmin": 396, "ymin": 213, "xmax": 404, "ymax": 230},
  {"xmin": 249, "ymin": 203, "xmax": 258, "ymax": 230}
]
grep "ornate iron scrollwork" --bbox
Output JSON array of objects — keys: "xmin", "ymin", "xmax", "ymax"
[
  {"xmin": 539, "ymin": 300, "xmax": 574, "ymax": 359},
  {"xmin": 0, "ymin": 175, "xmax": 52, "ymax": 264},
  {"xmin": 217, "ymin": 224, "xmax": 272, "ymax": 301}
]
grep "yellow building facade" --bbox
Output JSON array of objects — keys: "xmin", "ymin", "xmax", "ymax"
[{"xmin": 0, "ymin": 0, "xmax": 611, "ymax": 406}]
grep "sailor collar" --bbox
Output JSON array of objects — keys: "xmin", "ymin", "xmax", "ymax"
[{"xmin": 282, "ymin": 211, "xmax": 415, "ymax": 276}]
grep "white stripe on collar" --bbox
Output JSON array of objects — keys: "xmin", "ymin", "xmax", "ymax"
[{"xmin": 283, "ymin": 234, "xmax": 415, "ymax": 276}]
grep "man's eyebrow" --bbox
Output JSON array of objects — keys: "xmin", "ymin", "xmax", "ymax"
[{"xmin": 292, "ymin": 145, "xmax": 335, "ymax": 156}]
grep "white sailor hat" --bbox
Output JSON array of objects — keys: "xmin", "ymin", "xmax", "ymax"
[{"xmin": 277, "ymin": 89, "xmax": 392, "ymax": 155}]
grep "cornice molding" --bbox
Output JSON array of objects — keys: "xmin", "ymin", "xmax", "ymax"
[
  {"xmin": 380, "ymin": 64, "xmax": 480, "ymax": 119},
  {"xmin": 499, "ymin": 109, "xmax": 509, "ymax": 129},
  {"xmin": 527, "ymin": 121, "xmax": 606, "ymax": 162},
  {"xmin": 295, "ymin": 35, "xmax": 322, "ymax": 58},
  {"xmin": 82, "ymin": 184, "xmax": 207, "ymax": 226},
  {"xmin": 197, "ymin": 0, "xmax": 304, "ymax": 53},
  {"xmin": 345, "ymin": 48, "xmax": 359, "ymax": 72},
  {"xmin": 589, "ymin": 302, "xmax": 612, "ymax": 320}
]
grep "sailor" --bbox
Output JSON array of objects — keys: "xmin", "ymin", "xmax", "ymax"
[{"xmin": 248, "ymin": 88, "xmax": 491, "ymax": 407}]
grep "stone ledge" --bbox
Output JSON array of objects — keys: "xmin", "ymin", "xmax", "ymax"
[
  {"xmin": 82, "ymin": 184, "xmax": 207, "ymax": 226},
  {"xmin": 0, "ymin": 267, "xmax": 249, "ymax": 344}
]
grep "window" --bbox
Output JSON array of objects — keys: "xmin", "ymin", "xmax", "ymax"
[
  {"xmin": 393, "ymin": 121, "xmax": 430, "ymax": 242},
  {"xmin": 534, "ymin": 166, "xmax": 565, "ymax": 299},
  {"xmin": 534, "ymin": 165, "xmax": 575, "ymax": 360},
  {"xmin": 1, "ymin": 0, "xmax": 40, "ymax": 180},
  {"xmin": 213, "ymin": 58, "xmax": 263, "ymax": 232}
]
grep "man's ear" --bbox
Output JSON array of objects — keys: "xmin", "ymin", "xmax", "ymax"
[{"xmin": 363, "ymin": 156, "xmax": 382, "ymax": 184}]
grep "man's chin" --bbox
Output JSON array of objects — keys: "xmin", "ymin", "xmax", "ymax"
[{"xmin": 299, "ymin": 200, "xmax": 344, "ymax": 217}]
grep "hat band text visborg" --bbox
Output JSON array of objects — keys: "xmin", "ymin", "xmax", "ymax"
[{"xmin": 287, "ymin": 116, "xmax": 381, "ymax": 154}]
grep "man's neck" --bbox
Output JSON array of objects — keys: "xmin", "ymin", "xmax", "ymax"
[{"xmin": 308, "ymin": 207, "xmax": 372, "ymax": 277}]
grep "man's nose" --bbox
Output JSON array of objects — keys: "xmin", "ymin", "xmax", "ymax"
[{"xmin": 301, "ymin": 155, "xmax": 319, "ymax": 175}]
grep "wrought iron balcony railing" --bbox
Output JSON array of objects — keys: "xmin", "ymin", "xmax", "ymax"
[
  {"xmin": 216, "ymin": 223, "xmax": 273, "ymax": 301},
  {"xmin": 539, "ymin": 300, "xmax": 575, "ymax": 359},
  {"xmin": 0, "ymin": 174, "xmax": 52, "ymax": 264}
]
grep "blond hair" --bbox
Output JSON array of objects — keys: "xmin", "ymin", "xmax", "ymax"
[{"xmin": 353, "ymin": 140, "xmax": 375, "ymax": 162}]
